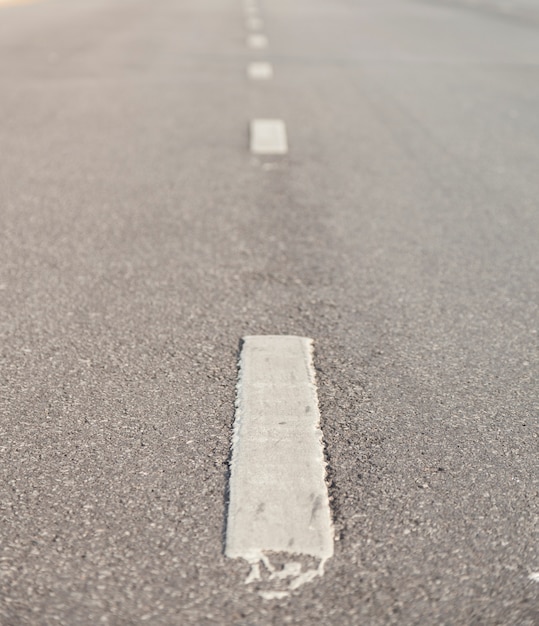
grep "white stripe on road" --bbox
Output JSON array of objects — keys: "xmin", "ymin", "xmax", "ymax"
[
  {"xmin": 247, "ymin": 33, "xmax": 268, "ymax": 49},
  {"xmin": 250, "ymin": 119, "xmax": 288, "ymax": 155},
  {"xmin": 0, "ymin": 0, "xmax": 39, "ymax": 5},
  {"xmin": 226, "ymin": 336, "xmax": 333, "ymax": 596},
  {"xmin": 247, "ymin": 62, "xmax": 273, "ymax": 80},
  {"xmin": 246, "ymin": 16, "xmax": 263, "ymax": 30}
]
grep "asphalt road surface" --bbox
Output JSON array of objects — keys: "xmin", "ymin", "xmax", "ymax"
[{"xmin": 1, "ymin": 0, "xmax": 538, "ymax": 624}]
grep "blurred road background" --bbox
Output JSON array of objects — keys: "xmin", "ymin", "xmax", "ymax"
[{"xmin": 1, "ymin": 0, "xmax": 538, "ymax": 623}]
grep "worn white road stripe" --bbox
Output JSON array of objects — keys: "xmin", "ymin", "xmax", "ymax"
[
  {"xmin": 247, "ymin": 62, "xmax": 273, "ymax": 80},
  {"xmin": 0, "ymin": 0, "xmax": 39, "ymax": 5},
  {"xmin": 246, "ymin": 16, "xmax": 263, "ymax": 30},
  {"xmin": 226, "ymin": 336, "xmax": 333, "ymax": 595},
  {"xmin": 247, "ymin": 33, "xmax": 268, "ymax": 49},
  {"xmin": 250, "ymin": 119, "xmax": 288, "ymax": 155}
]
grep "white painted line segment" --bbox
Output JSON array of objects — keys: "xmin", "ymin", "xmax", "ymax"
[
  {"xmin": 247, "ymin": 33, "xmax": 268, "ymax": 49},
  {"xmin": 247, "ymin": 62, "xmax": 273, "ymax": 80},
  {"xmin": 246, "ymin": 16, "xmax": 263, "ymax": 30},
  {"xmin": 0, "ymin": 0, "xmax": 40, "ymax": 5},
  {"xmin": 250, "ymin": 119, "xmax": 288, "ymax": 155},
  {"xmin": 226, "ymin": 336, "xmax": 333, "ymax": 595}
]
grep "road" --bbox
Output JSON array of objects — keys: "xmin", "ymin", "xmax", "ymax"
[{"xmin": 0, "ymin": 0, "xmax": 538, "ymax": 623}]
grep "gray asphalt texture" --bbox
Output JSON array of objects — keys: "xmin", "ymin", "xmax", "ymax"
[{"xmin": 1, "ymin": 0, "xmax": 538, "ymax": 624}]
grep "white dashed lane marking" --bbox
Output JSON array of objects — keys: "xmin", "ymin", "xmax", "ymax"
[
  {"xmin": 0, "ymin": 0, "xmax": 39, "ymax": 5},
  {"xmin": 250, "ymin": 119, "xmax": 288, "ymax": 155},
  {"xmin": 245, "ymin": 4, "xmax": 259, "ymax": 16},
  {"xmin": 247, "ymin": 33, "xmax": 268, "ymax": 49},
  {"xmin": 247, "ymin": 62, "xmax": 273, "ymax": 80},
  {"xmin": 226, "ymin": 336, "xmax": 333, "ymax": 596},
  {"xmin": 246, "ymin": 16, "xmax": 263, "ymax": 30}
]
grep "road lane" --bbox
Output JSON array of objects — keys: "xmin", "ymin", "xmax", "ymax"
[{"xmin": 0, "ymin": 0, "xmax": 537, "ymax": 623}]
